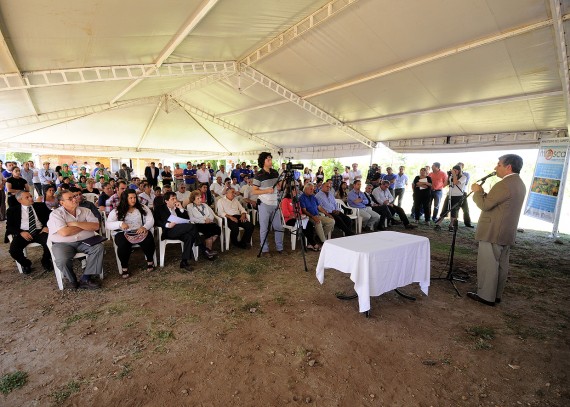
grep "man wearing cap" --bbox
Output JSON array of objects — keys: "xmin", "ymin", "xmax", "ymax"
[
  {"xmin": 7, "ymin": 191, "xmax": 53, "ymax": 274},
  {"xmin": 39, "ymin": 161, "xmax": 57, "ymax": 196}
]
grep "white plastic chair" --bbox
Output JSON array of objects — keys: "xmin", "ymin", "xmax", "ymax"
[
  {"xmin": 279, "ymin": 211, "xmax": 308, "ymax": 251},
  {"xmin": 216, "ymin": 200, "xmax": 251, "ymax": 251},
  {"xmin": 47, "ymin": 237, "xmax": 103, "ymax": 290},
  {"xmin": 83, "ymin": 193, "xmax": 98, "ymax": 204},
  {"xmin": 336, "ymin": 199, "xmax": 362, "ymax": 234},
  {"xmin": 110, "ymin": 229, "xmax": 158, "ymax": 274},
  {"xmin": 7, "ymin": 234, "xmax": 42, "ymax": 274},
  {"xmin": 156, "ymin": 226, "xmax": 198, "ymax": 268}
]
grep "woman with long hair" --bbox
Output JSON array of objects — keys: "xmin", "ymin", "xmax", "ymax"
[
  {"xmin": 435, "ymin": 165, "xmax": 466, "ymax": 231},
  {"xmin": 280, "ymin": 186, "xmax": 319, "ymax": 251},
  {"xmin": 316, "ymin": 166, "xmax": 325, "ymax": 183},
  {"xmin": 187, "ymin": 190, "xmax": 220, "ymax": 256},
  {"xmin": 106, "ymin": 189, "xmax": 155, "ymax": 278},
  {"xmin": 335, "ymin": 181, "xmax": 349, "ymax": 203},
  {"xmin": 37, "ymin": 185, "xmax": 59, "ymax": 210}
]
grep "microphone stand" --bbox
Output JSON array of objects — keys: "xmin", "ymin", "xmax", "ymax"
[{"xmin": 431, "ymin": 174, "xmax": 494, "ymax": 296}]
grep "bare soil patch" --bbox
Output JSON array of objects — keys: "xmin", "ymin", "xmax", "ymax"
[{"xmin": 1, "ymin": 221, "xmax": 569, "ymax": 406}]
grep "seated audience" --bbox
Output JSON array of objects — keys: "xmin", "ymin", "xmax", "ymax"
[
  {"xmin": 316, "ymin": 182, "xmax": 354, "ymax": 236},
  {"xmin": 154, "ymin": 191, "xmax": 212, "ymax": 271},
  {"xmin": 106, "ymin": 189, "xmax": 155, "ymax": 278},
  {"xmin": 281, "ymin": 187, "xmax": 319, "ymax": 251},
  {"xmin": 187, "ymin": 190, "xmax": 221, "ymax": 257},
  {"xmin": 7, "ymin": 191, "xmax": 53, "ymax": 274},
  {"xmin": 47, "ymin": 191, "xmax": 104, "ymax": 290},
  {"xmin": 299, "ymin": 183, "xmax": 335, "ymax": 245},
  {"xmin": 216, "ymin": 189, "xmax": 253, "ymax": 249},
  {"xmin": 347, "ymin": 180, "xmax": 380, "ymax": 231}
]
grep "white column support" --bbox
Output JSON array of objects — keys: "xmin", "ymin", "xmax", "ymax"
[
  {"xmin": 136, "ymin": 97, "xmax": 165, "ymax": 150},
  {"xmin": 110, "ymin": 0, "xmax": 219, "ymax": 104},
  {"xmin": 239, "ymin": 0, "xmax": 359, "ymax": 66},
  {"xmin": 0, "ymin": 96, "xmax": 161, "ymax": 130},
  {"xmin": 240, "ymin": 65, "xmax": 376, "ymax": 149},
  {"xmin": 0, "ymin": 61, "xmax": 235, "ymax": 92},
  {"xmin": 549, "ymin": 0, "xmax": 570, "ymax": 135},
  {"xmin": 173, "ymin": 99, "xmax": 281, "ymax": 151}
]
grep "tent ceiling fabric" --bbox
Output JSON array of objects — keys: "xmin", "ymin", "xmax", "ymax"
[{"xmin": 1, "ymin": 0, "xmax": 569, "ymax": 159}]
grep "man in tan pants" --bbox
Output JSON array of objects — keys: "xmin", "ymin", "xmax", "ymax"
[{"xmin": 468, "ymin": 154, "xmax": 526, "ymax": 306}]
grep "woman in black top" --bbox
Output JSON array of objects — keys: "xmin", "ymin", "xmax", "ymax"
[
  {"xmin": 315, "ymin": 166, "xmax": 325, "ymax": 183},
  {"xmin": 6, "ymin": 167, "xmax": 29, "ymax": 207},
  {"xmin": 412, "ymin": 167, "xmax": 433, "ymax": 223}
]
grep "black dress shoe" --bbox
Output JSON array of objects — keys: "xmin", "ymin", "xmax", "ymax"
[
  {"xmin": 465, "ymin": 224, "xmax": 475, "ymax": 228},
  {"xmin": 42, "ymin": 261, "xmax": 54, "ymax": 271},
  {"xmin": 390, "ymin": 219, "xmax": 402, "ymax": 225},
  {"xmin": 467, "ymin": 292, "xmax": 495, "ymax": 306},
  {"xmin": 404, "ymin": 224, "xmax": 417, "ymax": 229},
  {"xmin": 180, "ymin": 261, "xmax": 193, "ymax": 272},
  {"xmin": 495, "ymin": 298, "xmax": 501, "ymax": 304},
  {"xmin": 79, "ymin": 280, "xmax": 101, "ymax": 290},
  {"xmin": 22, "ymin": 265, "xmax": 32, "ymax": 274}
]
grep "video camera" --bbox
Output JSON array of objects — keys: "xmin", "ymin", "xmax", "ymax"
[{"xmin": 286, "ymin": 162, "xmax": 304, "ymax": 171}]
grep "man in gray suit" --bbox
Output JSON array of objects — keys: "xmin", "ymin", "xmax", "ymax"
[{"xmin": 468, "ymin": 154, "xmax": 526, "ymax": 306}]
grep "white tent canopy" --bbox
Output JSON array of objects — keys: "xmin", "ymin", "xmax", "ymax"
[{"xmin": 1, "ymin": 0, "xmax": 569, "ymax": 159}]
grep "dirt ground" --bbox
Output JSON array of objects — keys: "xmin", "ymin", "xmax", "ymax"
[{"xmin": 0, "ymin": 219, "xmax": 569, "ymax": 407}]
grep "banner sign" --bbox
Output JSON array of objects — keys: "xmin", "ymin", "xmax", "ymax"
[{"xmin": 524, "ymin": 138, "xmax": 569, "ymax": 224}]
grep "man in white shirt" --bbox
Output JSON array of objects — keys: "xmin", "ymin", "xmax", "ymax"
[
  {"xmin": 196, "ymin": 163, "xmax": 211, "ymax": 185},
  {"xmin": 348, "ymin": 163, "xmax": 362, "ymax": 185},
  {"xmin": 175, "ymin": 183, "xmax": 190, "ymax": 205},
  {"xmin": 215, "ymin": 165, "xmax": 229, "ymax": 182},
  {"xmin": 47, "ymin": 191, "xmax": 104, "ymax": 289},
  {"xmin": 372, "ymin": 181, "xmax": 416, "ymax": 229},
  {"xmin": 138, "ymin": 183, "xmax": 156, "ymax": 208},
  {"xmin": 241, "ymin": 177, "xmax": 257, "ymax": 209},
  {"xmin": 211, "ymin": 176, "xmax": 225, "ymax": 199},
  {"xmin": 216, "ymin": 189, "xmax": 253, "ymax": 249}
]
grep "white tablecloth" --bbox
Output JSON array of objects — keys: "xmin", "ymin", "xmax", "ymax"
[{"xmin": 316, "ymin": 231, "xmax": 430, "ymax": 312}]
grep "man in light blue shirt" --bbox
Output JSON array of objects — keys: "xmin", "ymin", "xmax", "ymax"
[
  {"xmin": 316, "ymin": 182, "xmax": 354, "ymax": 236},
  {"xmin": 393, "ymin": 166, "xmax": 408, "ymax": 207},
  {"xmin": 347, "ymin": 180, "xmax": 379, "ymax": 231}
]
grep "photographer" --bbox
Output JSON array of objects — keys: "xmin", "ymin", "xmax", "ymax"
[
  {"xmin": 435, "ymin": 165, "xmax": 466, "ymax": 231},
  {"xmin": 252, "ymin": 152, "xmax": 284, "ymax": 255}
]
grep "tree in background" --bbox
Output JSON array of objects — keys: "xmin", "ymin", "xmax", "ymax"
[
  {"xmin": 6, "ymin": 152, "xmax": 32, "ymax": 164},
  {"xmin": 320, "ymin": 158, "xmax": 344, "ymax": 180}
]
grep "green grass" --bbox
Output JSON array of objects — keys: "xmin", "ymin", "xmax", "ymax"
[
  {"xmin": 466, "ymin": 325, "xmax": 495, "ymax": 340},
  {"xmin": 0, "ymin": 371, "xmax": 28, "ymax": 395},
  {"xmin": 51, "ymin": 380, "xmax": 80, "ymax": 404}
]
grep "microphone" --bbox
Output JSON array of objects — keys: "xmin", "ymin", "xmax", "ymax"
[{"xmin": 476, "ymin": 172, "xmax": 496, "ymax": 183}]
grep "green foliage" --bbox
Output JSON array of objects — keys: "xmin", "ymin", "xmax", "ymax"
[
  {"xmin": 6, "ymin": 152, "xmax": 32, "ymax": 165},
  {"xmin": 320, "ymin": 158, "xmax": 344, "ymax": 180},
  {"xmin": 0, "ymin": 371, "xmax": 28, "ymax": 395},
  {"xmin": 51, "ymin": 380, "xmax": 80, "ymax": 404}
]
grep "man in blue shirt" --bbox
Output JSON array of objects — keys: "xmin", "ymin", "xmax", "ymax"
[
  {"xmin": 183, "ymin": 161, "xmax": 197, "ymax": 191},
  {"xmin": 316, "ymin": 182, "xmax": 354, "ymax": 236},
  {"xmin": 299, "ymin": 183, "xmax": 335, "ymax": 245},
  {"xmin": 347, "ymin": 180, "xmax": 380, "ymax": 231}
]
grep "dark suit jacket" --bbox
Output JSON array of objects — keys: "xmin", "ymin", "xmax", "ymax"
[
  {"xmin": 154, "ymin": 205, "xmax": 189, "ymax": 239},
  {"xmin": 6, "ymin": 202, "xmax": 51, "ymax": 236},
  {"xmin": 144, "ymin": 166, "xmax": 159, "ymax": 186},
  {"xmin": 473, "ymin": 174, "xmax": 526, "ymax": 246}
]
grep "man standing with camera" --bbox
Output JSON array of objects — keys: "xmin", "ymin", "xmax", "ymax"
[{"xmin": 252, "ymin": 152, "xmax": 284, "ymax": 255}]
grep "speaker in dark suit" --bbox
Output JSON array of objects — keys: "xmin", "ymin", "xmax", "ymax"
[
  {"xmin": 144, "ymin": 163, "xmax": 159, "ymax": 187},
  {"xmin": 7, "ymin": 191, "xmax": 53, "ymax": 273}
]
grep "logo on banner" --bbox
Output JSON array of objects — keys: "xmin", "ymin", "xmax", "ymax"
[{"xmin": 540, "ymin": 148, "xmax": 566, "ymax": 160}]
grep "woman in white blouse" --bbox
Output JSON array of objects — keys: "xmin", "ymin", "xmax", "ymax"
[
  {"xmin": 106, "ymin": 189, "xmax": 155, "ymax": 277},
  {"xmin": 187, "ymin": 190, "xmax": 220, "ymax": 256}
]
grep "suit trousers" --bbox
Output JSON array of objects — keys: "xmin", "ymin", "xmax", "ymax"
[
  {"xmin": 331, "ymin": 211, "xmax": 353, "ymax": 235},
  {"xmin": 163, "ymin": 223, "xmax": 200, "ymax": 261},
  {"xmin": 226, "ymin": 217, "xmax": 254, "ymax": 246},
  {"xmin": 9, "ymin": 231, "xmax": 51, "ymax": 268},
  {"xmin": 51, "ymin": 241, "xmax": 104, "ymax": 284},
  {"xmin": 477, "ymin": 241, "xmax": 511, "ymax": 302}
]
